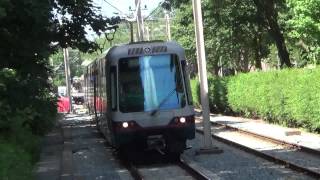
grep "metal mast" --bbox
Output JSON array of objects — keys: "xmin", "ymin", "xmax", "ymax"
[
  {"xmin": 192, "ymin": 0, "xmax": 222, "ymax": 153},
  {"xmin": 63, "ymin": 48, "xmax": 72, "ymax": 113},
  {"xmin": 164, "ymin": 11, "xmax": 171, "ymax": 41},
  {"xmin": 135, "ymin": 0, "xmax": 144, "ymax": 41}
]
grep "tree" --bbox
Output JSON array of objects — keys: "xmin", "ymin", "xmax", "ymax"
[
  {"xmin": 171, "ymin": 4, "xmax": 197, "ymax": 74},
  {"xmin": 0, "ymin": 0, "xmax": 120, "ymax": 136},
  {"xmin": 252, "ymin": 0, "xmax": 293, "ymax": 68},
  {"xmin": 172, "ymin": 0, "xmax": 271, "ymax": 75},
  {"xmin": 285, "ymin": 0, "xmax": 320, "ymax": 65},
  {"xmin": 50, "ymin": 0, "xmax": 120, "ymax": 52},
  {"xmin": 0, "ymin": 0, "xmax": 120, "ymax": 71}
]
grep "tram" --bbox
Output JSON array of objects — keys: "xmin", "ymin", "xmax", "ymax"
[{"xmin": 84, "ymin": 41, "xmax": 195, "ymax": 155}]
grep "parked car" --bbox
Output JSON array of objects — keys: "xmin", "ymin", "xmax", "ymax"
[{"xmin": 57, "ymin": 95, "xmax": 70, "ymax": 113}]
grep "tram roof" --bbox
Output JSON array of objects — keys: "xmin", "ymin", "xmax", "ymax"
[{"xmin": 86, "ymin": 41, "xmax": 185, "ymax": 67}]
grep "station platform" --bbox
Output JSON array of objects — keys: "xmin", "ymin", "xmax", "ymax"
[{"xmin": 208, "ymin": 114, "xmax": 320, "ymax": 151}]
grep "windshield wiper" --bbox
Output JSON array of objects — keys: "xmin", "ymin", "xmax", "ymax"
[{"xmin": 150, "ymin": 88, "xmax": 177, "ymax": 116}]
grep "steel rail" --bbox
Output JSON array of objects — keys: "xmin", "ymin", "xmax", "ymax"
[
  {"xmin": 122, "ymin": 160, "xmax": 144, "ymax": 180},
  {"xmin": 211, "ymin": 121, "xmax": 320, "ymax": 157},
  {"xmin": 177, "ymin": 158, "xmax": 211, "ymax": 180},
  {"xmin": 122, "ymin": 157, "xmax": 210, "ymax": 180},
  {"xmin": 120, "ymin": 151, "xmax": 211, "ymax": 180},
  {"xmin": 196, "ymin": 128, "xmax": 320, "ymax": 179}
]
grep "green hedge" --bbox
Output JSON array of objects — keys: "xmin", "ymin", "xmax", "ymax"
[
  {"xmin": 191, "ymin": 67, "xmax": 320, "ymax": 132},
  {"xmin": 190, "ymin": 78, "xmax": 200, "ymax": 107},
  {"xmin": 227, "ymin": 68, "xmax": 320, "ymax": 132},
  {"xmin": 190, "ymin": 75, "xmax": 230, "ymax": 113},
  {"xmin": 207, "ymin": 76, "xmax": 230, "ymax": 114}
]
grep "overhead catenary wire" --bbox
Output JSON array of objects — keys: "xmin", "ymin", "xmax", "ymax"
[
  {"xmin": 100, "ymin": 0, "xmax": 167, "ymax": 42},
  {"xmin": 101, "ymin": 0, "xmax": 126, "ymax": 16},
  {"xmin": 144, "ymin": 1, "xmax": 163, "ymax": 20},
  {"xmin": 101, "ymin": 0, "xmax": 138, "ymax": 21}
]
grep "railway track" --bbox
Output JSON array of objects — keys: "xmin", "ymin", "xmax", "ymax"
[
  {"xmin": 211, "ymin": 121, "xmax": 320, "ymax": 157},
  {"xmin": 176, "ymin": 157, "xmax": 211, "ymax": 180},
  {"xmin": 122, "ymin": 156, "xmax": 211, "ymax": 180},
  {"xmin": 196, "ymin": 121, "xmax": 320, "ymax": 179}
]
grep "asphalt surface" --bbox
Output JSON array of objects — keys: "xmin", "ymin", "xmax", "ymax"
[
  {"xmin": 66, "ymin": 114, "xmax": 133, "ymax": 180},
  {"xmin": 35, "ymin": 121, "xmax": 63, "ymax": 180}
]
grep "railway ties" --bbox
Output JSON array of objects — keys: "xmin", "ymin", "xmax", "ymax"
[
  {"xmin": 196, "ymin": 120, "xmax": 320, "ymax": 179},
  {"xmin": 57, "ymin": 113, "xmax": 318, "ymax": 179},
  {"xmin": 121, "ymin": 153, "xmax": 211, "ymax": 180},
  {"xmin": 121, "ymin": 159, "xmax": 144, "ymax": 180},
  {"xmin": 177, "ymin": 157, "xmax": 211, "ymax": 180}
]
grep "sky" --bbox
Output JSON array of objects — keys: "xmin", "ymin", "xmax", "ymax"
[
  {"xmin": 93, "ymin": 0, "xmax": 162, "ymax": 18},
  {"xmin": 86, "ymin": 0, "xmax": 163, "ymax": 40}
]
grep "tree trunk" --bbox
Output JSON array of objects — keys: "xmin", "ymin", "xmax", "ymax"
[
  {"xmin": 213, "ymin": 58, "xmax": 219, "ymax": 76},
  {"xmin": 254, "ymin": 34, "xmax": 262, "ymax": 70},
  {"xmin": 253, "ymin": 0, "xmax": 292, "ymax": 68},
  {"xmin": 242, "ymin": 48, "xmax": 250, "ymax": 72},
  {"xmin": 266, "ymin": 16, "xmax": 292, "ymax": 68}
]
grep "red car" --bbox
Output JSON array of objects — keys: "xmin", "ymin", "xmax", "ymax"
[{"xmin": 57, "ymin": 96, "xmax": 70, "ymax": 113}]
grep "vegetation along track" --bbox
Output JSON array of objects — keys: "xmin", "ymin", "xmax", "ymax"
[
  {"xmin": 196, "ymin": 121, "xmax": 320, "ymax": 179},
  {"xmin": 121, "ymin": 156, "xmax": 211, "ymax": 180}
]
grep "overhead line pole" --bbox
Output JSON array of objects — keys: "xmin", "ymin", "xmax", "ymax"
[
  {"xmin": 164, "ymin": 10, "xmax": 171, "ymax": 41},
  {"xmin": 102, "ymin": 0, "xmax": 137, "ymax": 43},
  {"xmin": 135, "ymin": 0, "xmax": 144, "ymax": 41},
  {"xmin": 129, "ymin": 21, "xmax": 134, "ymax": 42},
  {"xmin": 192, "ymin": 0, "xmax": 222, "ymax": 154},
  {"xmin": 63, "ymin": 48, "xmax": 73, "ymax": 114}
]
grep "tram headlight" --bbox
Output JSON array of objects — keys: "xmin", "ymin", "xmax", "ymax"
[
  {"xmin": 122, "ymin": 122, "xmax": 129, "ymax": 128},
  {"xmin": 179, "ymin": 117, "xmax": 186, "ymax": 123}
]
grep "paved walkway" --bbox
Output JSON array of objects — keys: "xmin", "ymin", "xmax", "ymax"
[
  {"xmin": 35, "ymin": 114, "xmax": 132, "ymax": 180},
  {"xmin": 209, "ymin": 114, "xmax": 320, "ymax": 151},
  {"xmin": 35, "ymin": 117, "xmax": 63, "ymax": 180}
]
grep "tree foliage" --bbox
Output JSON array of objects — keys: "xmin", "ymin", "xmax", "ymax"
[
  {"xmin": 51, "ymin": 0, "xmax": 120, "ymax": 52},
  {"xmin": 172, "ymin": 0, "xmax": 273, "ymax": 75},
  {"xmin": 171, "ymin": 0, "xmax": 320, "ymax": 73},
  {"xmin": 252, "ymin": 0, "xmax": 292, "ymax": 67},
  {"xmin": 0, "ymin": 0, "xmax": 120, "ymax": 175},
  {"xmin": 0, "ymin": 0, "xmax": 120, "ymax": 73},
  {"xmin": 285, "ymin": 0, "xmax": 320, "ymax": 65}
]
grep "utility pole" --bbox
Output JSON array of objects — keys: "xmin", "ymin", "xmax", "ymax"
[
  {"xmin": 129, "ymin": 21, "xmax": 134, "ymax": 42},
  {"xmin": 161, "ymin": 0, "xmax": 171, "ymax": 41},
  {"xmin": 135, "ymin": 0, "xmax": 144, "ymax": 41},
  {"xmin": 192, "ymin": 0, "xmax": 222, "ymax": 154},
  {"xmin": 63, "ymin": 48, "xmax": 73, "ymax": 114},
  {"xmin": 145, "ymin": 24, "xmax": 150, "ymax": 41},
  {"xmin": 164, "ymin": 11, "xmax": 171, "ymax": 41}
]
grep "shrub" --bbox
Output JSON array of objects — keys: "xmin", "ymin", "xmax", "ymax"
[
  {"xmin": 0, "ymin": 68, "xmax": 57, "ymax": 178},
  {"xmin": 191, "ymin": 67, "xmax": 320, "ymax": 133},
  {"xmin": 207, "ymin": 75, "xmax": 230, "ymax": 114},
  {"xmin": 227, "ymin": 67, "xmax": 320, "ymax": 132},
  {"xmin": 190, "ymin": 75, "xmax": 230, "ymax": 113},
  {"xmin": 0, "ymin": 68, "xmax": 57, "ymax": 136},
  {"xmin": 190, "ymin": 78, "xmax": 200, "ymax": 107},
  {"xmin": 0, "ymin": 142, "xmax": 33, "ymax": 180}
]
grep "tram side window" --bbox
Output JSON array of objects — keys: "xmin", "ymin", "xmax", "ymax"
[
  {"xmin": 110, "ymin": 66, "xmax": 117, "ymax": 111},
  {"xmin": 181, "ymin": 60, "xmax": 193, "ymax": 105}
]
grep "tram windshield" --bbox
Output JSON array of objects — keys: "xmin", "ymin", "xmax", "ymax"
[{"xmin": 118, "ymin": 54, "xmax": 186, "ymax": 113}]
